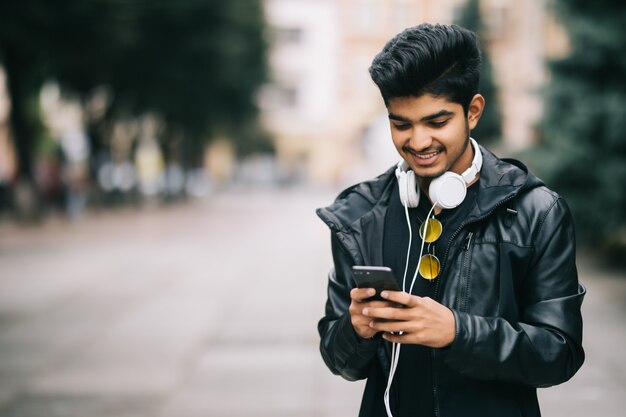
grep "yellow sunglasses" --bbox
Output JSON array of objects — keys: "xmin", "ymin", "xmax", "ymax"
[{"xmin": 418, "ymin": 217, "xmax": 442, "ymax": 280}]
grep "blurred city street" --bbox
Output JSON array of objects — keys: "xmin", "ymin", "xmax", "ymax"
[{"xmin": 0, "ymin": 187, "xmax": 624, "ymax": 417}]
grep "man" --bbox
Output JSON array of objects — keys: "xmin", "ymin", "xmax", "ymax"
[{"xmin": 316, "ymin": 23, "xmax": 584, "ymax": 417}]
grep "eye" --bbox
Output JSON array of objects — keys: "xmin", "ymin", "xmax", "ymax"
[
  {"xmin": 392, "ymin": 123, "xmax": 411, "ymax": 131},
  {"xmin": 429, "ymin": 120, "xmax": 448, "ymax": 128}
]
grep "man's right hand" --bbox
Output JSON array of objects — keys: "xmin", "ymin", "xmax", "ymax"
[{"xmin": 349, "ymin": 288, "xmax": 396, "ymax": 339}]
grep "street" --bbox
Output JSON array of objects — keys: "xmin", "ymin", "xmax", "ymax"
[{"xmin": 0, "ymin": 187, "xmax": 624, "ymax": 416}]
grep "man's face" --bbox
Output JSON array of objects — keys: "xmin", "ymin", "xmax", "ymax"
[{"xmin": 387, "ymin": 94, "xmax": 482, "ymax": 183}]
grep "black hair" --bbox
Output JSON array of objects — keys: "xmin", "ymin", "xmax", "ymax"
[{"xmin": 369, "ymin": 23, "xmax": 482, "ymax": 113}]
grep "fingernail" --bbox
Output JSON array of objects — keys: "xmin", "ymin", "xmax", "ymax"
[
  {"xmin": 380, "ymin": 291, "xmax": 388, "ymax": 298},
  {"xmin": 367, "ymin": 288, "xmax": 375, "ymax": 295},
  {"xmin": 362, "ymin": 308, "xmax": 369, "ymax": 316}
]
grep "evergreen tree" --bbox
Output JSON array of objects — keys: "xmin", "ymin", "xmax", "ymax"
[
  {"xmin": 455, "ymin": 0, "xmax": 502, "ymax": 144},
  {"xmin": 534, "ymin": 0, "xmax": 626, "ymax": 259}
]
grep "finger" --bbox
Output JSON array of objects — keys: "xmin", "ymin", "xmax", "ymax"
[
  {"xmin": 380, "ymin": 290, "xmax": 421, "ymax": 307},
  {"xmin": 349, "ymin": 314, "xmax": 378, "ymax": 340},
  {"xmin": 369, "ymin": 319, "xmax": 409, "ymax": 334},
  {"xmin": 362, "ymin": 306, "xmax": 408, "ymax": 320},
  {"xmin": 353, "ymin": 317, "xmax": 375, "ymax": 329},
  {"xmin": 350, "ymin": 287, "xmax": 376, "ymax": 302},
  {"xmin": 351, "ymin": 302, "xmax": 397, "ymax": 322},
  {"xmin": 349, "ymin": 306, "xmax": 375, "ymax": 327},
  {"xmin": 382, "ymin": 332, "xmax": 410, "ymax": 344}
]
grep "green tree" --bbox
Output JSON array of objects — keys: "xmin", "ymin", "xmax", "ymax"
[
  {"xmin": 533, "ymin": 0, "xmax": 626, "ymax": 260},
  {"xmin": 97, "ymin": 0, "xmax": 269, "ymax": 166},
  {"xmin": 0, "ymin": 0, "xmax": 269, "ymax": 216},
  {"xmin": 455, "ymin": 0, "xmax": 502, "ymax": 144},
  {"xmin": 0, "ymin": 0, "xmax": 115, "ymax": 218}
]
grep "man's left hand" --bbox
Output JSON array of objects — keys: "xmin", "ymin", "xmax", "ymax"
[{"xmin": 362, "ymin": 290, "xmax": 456, "ymax": 348}]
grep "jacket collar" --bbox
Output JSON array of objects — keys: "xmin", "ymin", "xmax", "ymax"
[
  {"xmin": 317, "ymin": 145, "xmax": 542, "ymax": 232},
  {"xmin": 466, "ymin": 148, "xmax": 540, "ymax": 221}
]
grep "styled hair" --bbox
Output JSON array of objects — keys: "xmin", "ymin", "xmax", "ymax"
[{"xmin": 369, "ymin": 23, "xmax": 482, "ymax": 113}]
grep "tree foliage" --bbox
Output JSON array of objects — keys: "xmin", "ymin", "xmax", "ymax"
[
  {"xmin": 0, "ymin": 0, "xmax": 269, "ymax": 179},
  {"xmin": 532, "ymin": 0, "xmax": 626, "ymax": 255}
]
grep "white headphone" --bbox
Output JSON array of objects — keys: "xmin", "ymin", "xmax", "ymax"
[{"xmin": 395, "ymin": 138, "xmax": 482, "ymax": 210}]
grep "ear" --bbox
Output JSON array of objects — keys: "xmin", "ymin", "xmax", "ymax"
[{"xmin": 467, "ymin": 94, "xmax": 485, "ymax": 130}]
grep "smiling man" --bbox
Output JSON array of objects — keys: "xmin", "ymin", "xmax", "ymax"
[{"xmin": 316, "ymin": 23, "xmax": 585, "ymax": 417}]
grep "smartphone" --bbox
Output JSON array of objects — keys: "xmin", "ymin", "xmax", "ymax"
[{"xmin": 352, "ymin": 266, "xmax": 401, "ymax": 301}]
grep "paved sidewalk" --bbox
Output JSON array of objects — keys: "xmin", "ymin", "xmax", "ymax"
[{"xmin": 0, "ymin": 187, "xmax": 624, "ymax": 416}]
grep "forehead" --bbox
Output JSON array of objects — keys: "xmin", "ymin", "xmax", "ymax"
[{"xmin": 387, "ymin": 94, "xmax": 462, "ymax": 117}]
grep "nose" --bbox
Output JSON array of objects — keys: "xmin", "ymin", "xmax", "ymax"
[{"xmin": 408, "ymin": 126, "xmax": 433, "ymax": 151}]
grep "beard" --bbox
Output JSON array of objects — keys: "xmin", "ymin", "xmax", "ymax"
[{"xmin": 403, "ymin": 121, "xmax": 471, "ymax": 180}]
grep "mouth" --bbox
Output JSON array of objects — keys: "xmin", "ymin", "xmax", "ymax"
[
  {"xmin": 415, "ymin": 150, "xmax": 440, "ymax": 159},
  {"xmin": 404, "ymin": 147, "xmax": 442, "ymax": 166}
]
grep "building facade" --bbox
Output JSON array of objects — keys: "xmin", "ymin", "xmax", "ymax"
[{"xmin": 261, "ymin": 0, "xmax": 568, "ymax": 185}]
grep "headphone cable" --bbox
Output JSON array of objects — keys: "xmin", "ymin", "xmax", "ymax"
[{"xmin": 384, "ymin": 182, "xmax": 437, "ymax": 417}]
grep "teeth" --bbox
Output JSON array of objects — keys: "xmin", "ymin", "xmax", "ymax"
[{"xmin": 417, "ymin": 151, "xmax": 438, "ymax": 159}]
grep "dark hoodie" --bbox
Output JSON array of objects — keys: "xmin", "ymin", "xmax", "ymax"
[{"xmin": 316, "ymin": 146, "xmax": 585, "ymax": 417}]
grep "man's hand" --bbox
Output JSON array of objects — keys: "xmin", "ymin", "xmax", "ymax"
[
  {"xmin": 362, "ymin": 290, "xmax": 456, "ymax": 348},
  {"xmin": 349, "ymin": 288, "xmax": 397, "ymax": 340}
]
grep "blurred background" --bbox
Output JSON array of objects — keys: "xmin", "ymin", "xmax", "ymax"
[{"xmin": 0, "ymin": 0, "xmax": 625, "ymax": 416}]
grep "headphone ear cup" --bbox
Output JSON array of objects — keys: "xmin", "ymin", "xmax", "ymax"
[
  {"xmin": 396, "ymin": 168, "xmax": 420, "ymax": 208},
  {"xmin": 429, "ymin": 172, "xmax": 467, "ymax": 209}
]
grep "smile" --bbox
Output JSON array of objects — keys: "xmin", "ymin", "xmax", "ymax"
[
  {"xmin": 416, "ymin": 151, "xmax": 440, "ymax": 159},
  {"xmin": 403, "ymin": 146, "xmax": 443, "ymax": 167}
]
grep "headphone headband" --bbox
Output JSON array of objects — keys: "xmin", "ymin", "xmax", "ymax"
[{"xmin": 461, "ymin": 138, "xmax": 482, "ymax": 184}]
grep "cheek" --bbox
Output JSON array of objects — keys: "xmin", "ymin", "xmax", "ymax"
[
  {"xmin": 439, "ymin": 122, "xmax": 467, "ymax": 143},
  {"xmin": 390, "ymin": 131, "xmax": 405, "ymax": 151}
]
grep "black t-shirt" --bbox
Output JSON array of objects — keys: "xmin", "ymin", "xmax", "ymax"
[{"xmin": 383, "ymin": 179, "xmax": 478, "ymax": 416}]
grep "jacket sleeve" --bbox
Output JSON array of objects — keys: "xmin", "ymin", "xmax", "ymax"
[
  {"xmin": 442, "ymin": 197, "xmax": 585, "ymax": 387},
  {"xmin": 318, "ymin": 233, "xmax": 381, "ymax": 381}
]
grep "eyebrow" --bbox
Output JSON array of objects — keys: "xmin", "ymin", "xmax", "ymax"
[{"xmin": 388, "ymin": 109, "xmax": 454, "ymax": 123}]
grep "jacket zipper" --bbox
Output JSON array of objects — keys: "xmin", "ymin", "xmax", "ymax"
[
  {"xmin": 434, "ymin": 193, "xmax": 517, "ymax": 302},
  {"xmin": 432, "ymin": 195, "xmax": 516, "ymax": 417},
  {"xmin": 464, "ymin": 231, "xmax": 473, "ymax": 250},
  {"xmin": 458, "ymin": 232, "xmax": 474, "ymax": 311},
  {"xmin": 431, "ymin": 348, "xmax": 440, "ymax": 417}
]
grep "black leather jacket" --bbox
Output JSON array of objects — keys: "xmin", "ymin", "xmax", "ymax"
[{"xmin": 316, "ymin": 147, "xmax": 585, "ymax": 417}]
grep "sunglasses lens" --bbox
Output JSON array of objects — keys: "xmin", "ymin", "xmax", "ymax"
[
  {"xmin": 419, "ymin": 218, "xmax": 442, "ymax": 243},
  {"xmin": 419, "ymin": 254, "xmax": 441, "ymax": 280}
]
